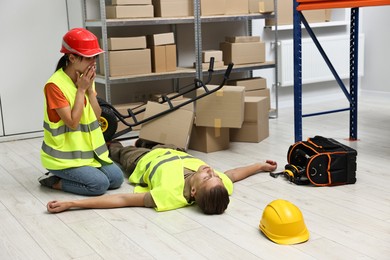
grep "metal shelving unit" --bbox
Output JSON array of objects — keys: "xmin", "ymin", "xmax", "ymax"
[
  {"xmin": 292, "ymin": 0, "xmax": 390, "ymax": 142},
  {"xmin": 81, "ymin": 0, "xmax": 278, "ymax": 115}
]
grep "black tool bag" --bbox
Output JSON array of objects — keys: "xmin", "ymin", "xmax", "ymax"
[{"xmin": 287, "ymin": 136, "xmax": 357, "ymax": 186}]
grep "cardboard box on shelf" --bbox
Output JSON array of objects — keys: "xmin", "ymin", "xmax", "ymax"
[
  {"xmin": 195, "ymin": 85, "xmax": 245, "ymax": 128},
  {"xmin": 228, "ymin": 77, "xmax": 267, "ymax": 91},
  {"xmin": 189, "ymin": 125, "xmax": 230, "ymax": 153},
  {"xmin": 151, "ymin": 44, "xmax": 177, "ymax": 72},
  {"xmin": 225, "ymin": 0, "xmax": 248, "ymax": 15},
  {"xmin": 153, "ymin": 0, "xmax": 193, "ymax": 17},
  {"xmin": 230, "ymin": 96, "xmax": 269, "ymax": 143},
  {"xmin": 139, "ymin": 101, "xmax": 195, "ymax": 150},
  {"xmin": 259, "ymin": 0, "xmax": 274, "ymax": 14},
  {"xmin": 147, "ymin": 32, "xmax": 175, "ymax": 46},
  {"xmin": 225, "ymin": 36, "xmax": 260, "ymax": 43},
  {"xmin": 106, "ymin": 5, "xmax": 154, "ymax": 19},
  {"xmin": 99, "ymin": 49, "xmax": 151, "ymax": 77},
  {"xmin": 220, "ymin": 41, "xmax": 265, "ymax": 65},
  {"xmin": 244, "ymin": 88, "xmax": 271, "ymax": 110},
  {"xmin": 114, "ymin": 102, "xmax": 145, "ymax": 131},
  {"xmin": 265, "ymin": 0, "xmax": 329, "ymax": 26},
  {"xmin": 112, "ymin": 0, "xmax": 152, "ymax": 5},
  {"xmin": 202, "ymin": 50, "xmax": 223, "ymax": 62},
  {"xmin": 106, "ymin": 36, "xmax": 147, "ymax": 51},
  {"xmin": 201, "ymin": 0, "xmax": 226, "ymax": 16},
  {"xmin": 249, "ymin": 0, "xmax": 260, "ymax": 13}
]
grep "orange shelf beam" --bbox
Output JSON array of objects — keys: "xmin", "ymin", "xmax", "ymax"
[{"xmin": 297, "ymin": 0, "xmax": 390, "ymax": 10}]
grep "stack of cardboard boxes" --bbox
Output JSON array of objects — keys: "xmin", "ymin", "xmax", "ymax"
[
  {"xmin": 229, "ymin": 77, "xmax": 271, "ymax": 111},
  {"xmin": 100, "ymin": 36, "xmax": 152, "ymax": 77},
  {"xmin": 147, "ymin": 32, "xmax": 177, "ymax": 73},
  {"xmin": 230, "ymin": 96, "xmax": 269, "ymax": 142},
  {"xmin": 106, "ymin": 0, "xmax": 154, "ymax": 19},
  {"xmin": 196, "ymin": 50, "xmax": 224, "ymax": 70},
  {"xmin": 189, "ymin": 85, "xmax": 245, "ymax": 153}
]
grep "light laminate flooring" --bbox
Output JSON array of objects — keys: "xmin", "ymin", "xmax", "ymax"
[{"xmin": 0, "ymin": 90, "xmax": 389, "ymax": 260}]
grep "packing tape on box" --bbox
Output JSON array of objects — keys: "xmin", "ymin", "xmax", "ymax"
[
  {"xmin": 214, "ymin": 118, "xmax": 222, "ymax": 129},
  {"xmin": 216, "ymin": 89, "xmax": 224, "ymax": 97}
]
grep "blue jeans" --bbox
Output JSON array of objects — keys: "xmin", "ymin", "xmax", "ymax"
[{"xmin": 49, "ymin": 162, "xmax": 124, "ymax": 196}]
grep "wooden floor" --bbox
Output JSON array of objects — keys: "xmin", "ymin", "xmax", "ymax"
[{"xmin": 1, "ymin": 90, "xmax": 389, "ymax": 260}]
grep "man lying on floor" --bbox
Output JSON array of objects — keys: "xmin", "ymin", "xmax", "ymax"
[{"xmin": 46, "ymin": 140, "xmax": 277, "ymax": 215}]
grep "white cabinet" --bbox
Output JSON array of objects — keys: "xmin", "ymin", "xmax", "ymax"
[{"xmin": 0, "ymin": 1, "xmax": 69, "ymax": 139}]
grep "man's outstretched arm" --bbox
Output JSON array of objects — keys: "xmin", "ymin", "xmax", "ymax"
[
  {"xmin": 224, "ymin": 160, "xmax": 277, "ymax": 183},
  {"xmin": 46, "ymin": 193, "xmax": 146, "ymax": 213}
]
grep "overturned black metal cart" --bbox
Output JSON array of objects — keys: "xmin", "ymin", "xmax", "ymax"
[{"xmin": 98, "ymin": 61, "xmax": 234, "ymax": 142}]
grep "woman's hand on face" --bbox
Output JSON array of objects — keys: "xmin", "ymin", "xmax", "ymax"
[{"xmin": 76, "ymin": 65, "xmax": 96, "ymax": 92}]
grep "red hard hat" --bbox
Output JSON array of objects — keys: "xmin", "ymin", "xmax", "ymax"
[{"xmin": 60, "ymin": 28, "xmax": 104, "ymax": 57}]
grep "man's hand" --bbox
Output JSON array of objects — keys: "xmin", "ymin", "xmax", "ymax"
[
  {"xmin": 262, "ymin": 160, "xmax": 278, "ymax": 172},
  {"xmin": 47, "ymin": 200, "xmax": 72, "ymax": 213}
]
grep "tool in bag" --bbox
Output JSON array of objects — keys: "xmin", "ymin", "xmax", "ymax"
[{"xmin": 271, "ymin": 136, "xmax": 357, "ymax": 186}]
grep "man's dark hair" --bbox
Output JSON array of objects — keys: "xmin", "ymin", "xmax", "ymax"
[{"xmin": 196, "ymin": 185, "xmax": 230, "ymax": 215}]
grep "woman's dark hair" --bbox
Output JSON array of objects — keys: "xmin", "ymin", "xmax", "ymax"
[
  {"xmin": 55, "ymin": 54, "xmax": 83, "ymax": 71},
  {"xmin": 196, "ymin": 185, "xmax": 230, "ymax": 215},
  {"xmin": 55, "ymin": 54, "xmax": 68, "ymax": 71}
]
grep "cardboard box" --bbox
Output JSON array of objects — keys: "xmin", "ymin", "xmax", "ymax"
[
  {"xmin": 201, "ymin": 0, "xmax": 226, "ymax": 16},
  {"xmin": 189, "ymin": 125, "xmax": 230, "ymax": 153},
  {"xmin": 220, "ymin": 41, "xmax": 265, "ymax": 65},
  {"xmin": 225, "ymin": 0, "xmax": 248, "ymax": 15},
  {"xmin": 153, "ymin": 0, "xmax": 193, "ymax": 17},
  {"xmin": 265, "ymin": 0, "xmax": 329, "ymax": 26},
  {"xmin": 230, "ymin": 96, "xmax": 269, "ymax": 143},
  {"xmin": 106, "ymin": 5, "xmax": 154, "ymax": 19},
  {"xmin": 228, "ymin": 77, "xmax": 267, "ymax": 91},
  {"xmin": 112, "ymin": 0, "xmax": 151, "ymax": 5},
  {"xmin": 100, "ymin": 49, "xmax": 151, "ymax": 77},
  {"xmin": 195, "ymin": 85, "xmax": 245, "ymax": 128},
  {"xmin": 106, "ymin": 36, "xmax": 147, "ymax": 50},
  {"xmin": 230, "ymin": 120, "xmax": 269, "ymax": 143},
  {"xmin": 249, "ymin": 0, "xmax": 261, "ymax": 13},
  {"xmin": 139, "ymin": 101, "xmax": 195, "ymax": 150},
  {"xmin": 244, "ymin": 88, "xmax": 271, "ymax": 110},
  {"xmin": 225, "ymin": 36, "xmax": 260, "ymax": 43},
  {"xmin": 242, "ymin": 96, "xmax": 265, "ymax": 122},
  {"xmin": 259, "ymin": 0, "xmax": 274, "ymax": 14},
  {"xmin": 114, "ymin": 102, "xmax": 145, "ymax": 131},
  {"xmin": 151, "ymin": 44, "xmax": 177, "ymax": 72},
  {"xmin": 202, "ymin": 50, "xmax": 223, "ymax": 62},
  {"xmin": 147, "ymin": 32, "xmax": 175, "ymax": 46}
]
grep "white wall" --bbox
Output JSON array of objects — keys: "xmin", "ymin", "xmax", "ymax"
[
  {"xmin": 361, "ymin": 6, "xmax": 390, "ymax": 92},
  {"xmin": 0, "ymin": 1, "xmax": 69, "ymax": 140}
]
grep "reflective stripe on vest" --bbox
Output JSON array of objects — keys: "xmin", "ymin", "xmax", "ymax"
[{"xmin": 43, "ymin": 120, "xmax": 100, "ymax": 136}]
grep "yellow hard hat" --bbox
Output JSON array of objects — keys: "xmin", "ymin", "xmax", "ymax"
[{"xmin": 259, "ymin": 199, "xmax": 309, "ymax": 245}]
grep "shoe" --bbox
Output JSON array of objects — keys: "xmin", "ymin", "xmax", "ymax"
[
  {"xmin": 38, "ymin": 172, "xmax": 60, "ymax": 188},
  {"xmin": 135, "ymin": 138, "xmax": 160, "ymax": 149}
]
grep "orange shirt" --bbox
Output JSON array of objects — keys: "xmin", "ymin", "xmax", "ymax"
[{"xmin": 44, "ymin": 83, "xmax": 86, "ymax": 123}]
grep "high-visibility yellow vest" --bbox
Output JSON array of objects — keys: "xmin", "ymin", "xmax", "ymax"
[
  {"xmin": 41, "ymin": 68, "xmax": 112, "ymax": 170},
  {"xmin": 129, "ymin": 148, "xmax": 233, "ymax": 212}
]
